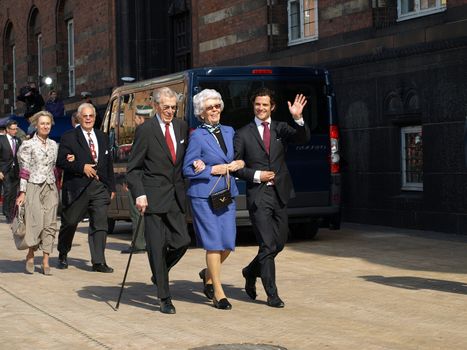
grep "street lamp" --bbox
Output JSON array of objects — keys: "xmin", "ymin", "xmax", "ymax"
[{"xmin": 39, "ymin": 75, "xmax": 53, "ymax": 87}]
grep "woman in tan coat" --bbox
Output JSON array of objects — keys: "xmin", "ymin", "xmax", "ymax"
[{"xmin": 16, "ymin": 111, "xmax": 59, "ymax": 275}]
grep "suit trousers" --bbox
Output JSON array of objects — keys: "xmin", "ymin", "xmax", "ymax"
[
  {"xmin": 245, "ymin": 186, "xmax": 288, "ymax": 297},
  {"xmin": 57, "ymin": 180, "xmax": 111, "ymax": 264},
  {"xmin": 128, "ymin": 191, "xmax": 146, "ymax": 250},
  {"xmin": 144, "ymin": 199, "xmax": 191, "ymax": 299},
  {"xmin": 3, "ymin": 169, "xmax": 19, "ymax": 222}
]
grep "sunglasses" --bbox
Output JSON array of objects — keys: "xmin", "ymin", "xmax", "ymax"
[{"xmin": 205, "ymin": 104, "xmax": 221, "ymax": 111}]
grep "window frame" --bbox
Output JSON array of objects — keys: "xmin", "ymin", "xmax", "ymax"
[
  {"xmin": 37, "ymin": 33, "xmax": 43, "ymax": 93},
  {"xmin": 12, "ymin": 45, "xmax": 17, "ymax": 112},
  {"xmin": 67, "ymin": 19, "xmax": 75, "ymax": 97},
  {"xmin": 401, "ymin": 125, "xmax": 423, "ymax": 191},
  {"xmin": 287, "ymin": 0, "xmax": 319, "ymax": 46},
  {"xmin": 397, "ymin": 0, "xmax": 446, "ymax": 21}
]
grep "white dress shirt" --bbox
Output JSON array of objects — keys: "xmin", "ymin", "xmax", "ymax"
[
  {"xmin": 81, "ymin": 128, "xmax": 99, "ymax": 160},
  {"xmin": 253, "ymin": 116, "xmax": 304, "ymax": 184}
]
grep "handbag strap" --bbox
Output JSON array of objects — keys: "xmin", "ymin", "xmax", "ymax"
[{"xmin": 208, "ymin": 167, "xmax": 230, "ymax": 195}]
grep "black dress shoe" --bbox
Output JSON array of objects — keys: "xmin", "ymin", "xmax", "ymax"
[
  {"xmin": 213, "ymin": 297, "xmax": 232, "ymax": 310},
  {"xmin": 267, "ymin": 295, "xmax": 285, "ymax": 308},
  {"xmin": 57, "ymin": 254, "xmax": 68, "ymax": 269},
  {"xmin": 160, "ymin": 297, "xmax": 176, "ymax": 314},
  {"xmin": 242, "ymin": 267, "xmax": 257, "ymax": 300},
  {"xmin": 121, "ymin": 247, "xmax": 146, "ymax": 254},
  {"xmin": 92, "ymin": 263, "xmax": 114, "ymax": 273},
  {"xmin": 199, "ymin": 268, "xmax": 214, "ymax": 300}
]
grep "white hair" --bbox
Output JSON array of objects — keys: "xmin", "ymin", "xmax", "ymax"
[
  {"xmin": 153, "ymin": 87, "xmax": 178, "ymax": 104},
  {"xmin": 192, "ymin": 89, "xmax": 224, "ymax": 121}
]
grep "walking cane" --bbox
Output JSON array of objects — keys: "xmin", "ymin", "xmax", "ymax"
[{"xmin": 115, "ymin": 213, "xmax": 143, "ymax": 310}]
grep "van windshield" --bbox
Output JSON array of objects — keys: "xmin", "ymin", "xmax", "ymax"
[{"xmin": 196, "ymin": 78, "xmax": 329, "ymax": 134}]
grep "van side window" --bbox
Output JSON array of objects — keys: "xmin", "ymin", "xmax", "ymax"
[{"xmin": 115, "ymin": 91, "xmax": 153, "ymax": 163}]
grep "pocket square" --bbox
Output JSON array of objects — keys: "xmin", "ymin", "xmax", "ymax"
[
  {"xmin": 180, "ymin": 139, "xmax": 185, "ymax": 144},
  {"xmin": 105, "ymin": 150, "xmax": 109, "ymax": 154}
]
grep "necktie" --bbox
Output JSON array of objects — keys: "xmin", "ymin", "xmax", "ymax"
[
  {"xmin": 11, "ymin": 138, "xmax": 16, "ymax": 156},
  {"xmin": 262, "ymin": 121, "xmax": 270, "ymax": 154},
  {"xmin": 165, "ymin": 123, "xmax": 176, "ymax": 163},
  {"xmin": 87, "ymin": 132, "xmax": 97, "ymax": 163}
]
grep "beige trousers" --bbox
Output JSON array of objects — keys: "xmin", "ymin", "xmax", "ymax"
[{"xmin": 24, "ymin": 182, "xmax": 59, "ymax": 254}]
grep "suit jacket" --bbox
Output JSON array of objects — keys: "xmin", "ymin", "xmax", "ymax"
[
  {"xmin": 57, "ymin": 127, "xmax": 116, "ymax": 207},
  {"xmin": 0, "ymin": 135, "xmax": 21, "ymax": 175},
  {"xmin": 183, "ymin": 125, "xmax": 239, "ymax": 198},
  {"xmin": 127, "ymin": 117, "xmax": 189, "ymax": 214},
  {"xmin": 234, "ymin": 119, "xmax": 310, "ymax": 208}
]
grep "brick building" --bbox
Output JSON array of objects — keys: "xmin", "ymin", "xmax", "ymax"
[
  {"xmin": 191, "ymin": 0, "xmax": 467, "ymax": 234},
  {"xmin": 0, "ymin": 0, "xmax": 190, "ymax": 117}
]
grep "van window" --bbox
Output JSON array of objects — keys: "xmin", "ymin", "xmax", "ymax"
[{"xmin": 196, "ymin": 78, "xmax": 328, "ymax": 134}]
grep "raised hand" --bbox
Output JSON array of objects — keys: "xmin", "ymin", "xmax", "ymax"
[{"xmin": 287, "ymin": 94, "xmax": 308, "ymax": 120}]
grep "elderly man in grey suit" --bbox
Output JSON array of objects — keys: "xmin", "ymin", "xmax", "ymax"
[{"xmin": 127, "ymin": 87, "xmax": 196, "ymax": 314}]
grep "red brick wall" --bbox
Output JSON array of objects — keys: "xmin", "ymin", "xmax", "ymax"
[
  {"xmin": 192, "ymin": 0, "xmax": 269, "ymax": 66},
  {"xmin": 0, "ymin": 0, "xmax": 117, "ymax": 115}
]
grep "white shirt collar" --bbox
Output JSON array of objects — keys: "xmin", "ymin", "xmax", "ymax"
[{"xmin": 254, "ymin": 117, "xmax": 272, "ymax": 127}]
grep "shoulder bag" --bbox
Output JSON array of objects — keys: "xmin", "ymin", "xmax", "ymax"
[{"xmin": 209, "ymin": 169, "xmax": 233, "ymax": 210}]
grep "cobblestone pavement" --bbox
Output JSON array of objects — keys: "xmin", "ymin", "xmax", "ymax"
[{"xmin": 1, "ymin": 220, "xmax": 467, "ymax": 350}]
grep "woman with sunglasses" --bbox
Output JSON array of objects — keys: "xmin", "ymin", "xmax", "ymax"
[{"xmin": 183, "ymin": 89, "xmax": 244, "ymax": 310}]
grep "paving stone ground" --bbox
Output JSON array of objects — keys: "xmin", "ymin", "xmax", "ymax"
[{"xmin": 1, "ymin": 220, "xmax": 467, "ymax": 350}]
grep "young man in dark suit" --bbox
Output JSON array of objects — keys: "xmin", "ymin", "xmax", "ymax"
[
  {"xmin": 234, "ymin": 88, "xmax": 310, "ymax": 308},
  {"xmin": 0, "ymin": 120, "xmax": 21, "ymax": 223},
  {"xmin": 127, "ymin": 87, "xmax": 192, "ymax": 314},
  {"xmin": 56, "ymin": 103, "xmax": 116, "ymax": 272}
]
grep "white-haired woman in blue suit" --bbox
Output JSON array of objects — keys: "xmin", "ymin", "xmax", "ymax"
[{"xmin": 183, "ymin": 89, "xmax": 244, "ymax": 310}]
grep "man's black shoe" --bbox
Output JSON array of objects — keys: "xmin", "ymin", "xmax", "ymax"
[
  {"xmin": 160, "ymin": 297, "xmax": 176, "ymax": 314},
  {"xmin": 267, "ymin": 295, "xmax": 285, "ymax": 308},
  {"xmin": 57, "ymin": 254, "xmax": 68, "ymax": 269},
  {"xmin": 92, "ymin": 263, "xmax": 114, "ymax": 273},
  {"xmin": 120, "ymin": 247, "xmax": 146, "ymax": 254},
  {"xmin": 242, "ymin": 267, "xmax": 257, "ymax": 300}
]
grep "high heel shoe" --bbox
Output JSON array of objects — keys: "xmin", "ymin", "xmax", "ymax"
[
  {"xmin": 213, "ymin": 297, "xmax": 232, "ymax": 310},
  {"xmin": 41, "ymin": 264, "xmax": 52, "ymax": 276},
  {"xmin": 25, "ymin": 260, "xmax": 35, "ymax": 274},
  {"xmin": 199, "ymin": 268, "xmax": 214, "ymax": 300}
]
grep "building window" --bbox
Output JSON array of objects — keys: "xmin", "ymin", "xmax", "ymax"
[
  {"xmin": 12, "ymin": 45, "xmax": 17, "ymax": 112},
  {"xmin": 401, "ymin": 126, "xmax": 423, "ymax": 191},
  {"xmin": 67, "ymin": 19, "xmax": 75, "ymax": 97},
  {"xmin": 37, "ymin": 34, "xmax": 43, "ymax": 93},
  {"xmin": 398, "ymin": 0, "xmax": 446, "ymax": 21},
  {"xmin": 288, "ymin": 0, "xmax": 318, "ymax": 46}
]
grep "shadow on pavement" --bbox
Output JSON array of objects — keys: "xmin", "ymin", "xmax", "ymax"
[
  {"xmin": 77, "ymin": 280, "xmax": 250, "ymax": 311},
  {"xmin": 360, "ymin": 275, "xmax": 467, "ymax": 295},
  {"xmin": 287, "ymin": 225, "xmax": 467, "ymax": 274}
]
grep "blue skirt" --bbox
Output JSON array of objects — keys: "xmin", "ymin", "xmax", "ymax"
[{"xmin": 189, "ymin": 196, "xmax": 237, "ymax": 251}]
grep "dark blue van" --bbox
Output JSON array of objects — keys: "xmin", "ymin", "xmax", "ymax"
[{"xmin": 102, "ymin": 66, "xmax": 341, "ymax": 237}]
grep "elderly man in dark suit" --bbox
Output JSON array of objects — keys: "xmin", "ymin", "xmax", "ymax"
[
  {"xmin": 127, "ymin": 87, "xmax": 193, "ymax": 314},
  {"xmin": 0, "ymin": 120, "xmax": 21, "ymax": 223},
  {"xmin": 234, "ymin": 87, "xmax": 310, "ymax": 308},
  {"xmin": 56, "ymin": 103, "xmax": 116, "ymax": 272}
]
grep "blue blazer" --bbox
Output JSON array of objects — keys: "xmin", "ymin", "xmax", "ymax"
[{"xmin": 183, "ymin": 125, "xmax": 239, "ymax": 198}]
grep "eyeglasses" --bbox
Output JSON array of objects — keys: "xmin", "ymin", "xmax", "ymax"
[
  {"xmin": 161, "ymin": 105, "xmax": 177, "ymax": 111},
  {"xmin": 205, "ymin": 104, "xmax": 221, "ymax": 111},
  {"xmin": 82, "ymin": 114, "xmax": 95, "ymax": 118}
]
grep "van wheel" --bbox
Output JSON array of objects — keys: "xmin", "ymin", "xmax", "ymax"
[
  {"xmin": 290, "ymin": 221, "xmax": 319, "ymax": 240},
  {"xmin": 107, "ymin": 218, "xmax": 116, "ymax": 234}
]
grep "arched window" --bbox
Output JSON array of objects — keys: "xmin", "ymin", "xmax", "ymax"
[
  {"xmin": 27, "ymin": 7, "xmax": 42, "ymax": 91},
  {"xmin": 56, "ymin": 0, "xmax": 76, "ymax": 97},
  {"xmin": 3, "ymin": 22, "xmax": 16, "ymax": 114}
]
